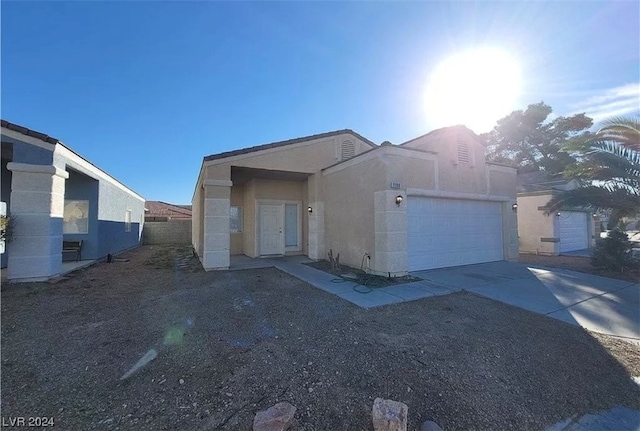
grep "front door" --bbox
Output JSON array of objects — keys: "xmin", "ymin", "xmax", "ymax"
[{"xmin": 259, "ymin": 204, "xmax": 285, "ymax": 255}]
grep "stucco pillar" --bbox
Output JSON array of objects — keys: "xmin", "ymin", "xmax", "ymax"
[
  {"xmin": 502, "ymin": 201, "xmax": 519, "ymax": 261},
  {"xmin": 308, "ymin": 201, "xmax": 325, "ymax": 260},
  {"xmin": 7, "ymin": 162, "xmax": 69, "ymax": 282},
  {"xmin": 202, "ymin": 179, "xmax": 232, "ymax": 270},
  {"xmin": 373, "ymin": 190, "xmax": 408, "ymax": 276}
]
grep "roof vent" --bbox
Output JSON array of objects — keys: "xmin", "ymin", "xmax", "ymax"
[
  {"xmin": 457, "ymin": 141, "xmax": 470, "ymax": 164},
  {"xmin": 341, "ymin": 140, "xmax": 356, "ymax": 161},
  {"xmin": 381, "ymin": 141, "xmax": 393, "ymax": 146}
]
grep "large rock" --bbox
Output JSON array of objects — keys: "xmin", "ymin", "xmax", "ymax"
[
  {"xmin": 372, "ymin": 398, "xmax": 408, "ymax": 431},
  {"xmin": 253, "ymin": 402, "xmax": 296, "ymax": 431}
]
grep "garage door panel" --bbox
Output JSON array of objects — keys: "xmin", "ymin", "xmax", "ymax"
[
  {"xmin": 559, "ymin": 211, "xmax": 589, "ymax": 252},
  {"xmin": 408, "ymin": 197, "xmax": 504, "ymax": 271}
]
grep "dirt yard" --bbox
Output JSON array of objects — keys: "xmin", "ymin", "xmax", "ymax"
[
  {"xmin": 2, "ymin": 245, "xmax": 639, "ymax": 430},
  {"xmin": 519, "ymin": 253, "xmax": 640, "ymax": 283}
]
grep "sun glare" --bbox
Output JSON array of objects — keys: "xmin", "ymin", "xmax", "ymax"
[{"xmin": 424, "ymin": 48, "xmax": 522, "ymax": 133}]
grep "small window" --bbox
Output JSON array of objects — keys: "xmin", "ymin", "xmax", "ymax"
[
  {"xmin": 457, "ymin": 141, "xmax": 470, "ymax": 164},
  {"xmin": 230, "ymin": 206, "xmax": 243, "ymax": 233},
  {"xmin": 63, "ymin": 200, "xmax": 89, "ymax": 234},
  {"xmin": 341, "ymin": 140, "xmax": 356, "ymax": 161},
  {"xmin": 125, "ymin": 210, "xmax": 132, "ymax": 232}
]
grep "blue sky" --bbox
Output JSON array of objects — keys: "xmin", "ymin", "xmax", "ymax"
[{"xmin": 2, "ymin": 1, "xmax": 639, "ymax": 204}]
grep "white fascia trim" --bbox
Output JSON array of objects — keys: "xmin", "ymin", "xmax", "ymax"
[
  {"xmin": 203, "ymin": 179, "xmax": 233, "ymax": 187},
  {"xmin": 54, "ymin": 145, "xmax": 145, "ymax": 202},
  {"xmin": 203, "ymin": 137, "xmax": 339, "ymax": 168},
  {"xmin": 323, "ymin": 145, "xmax": 437, "ymax": 176},
  {"xmin": 1, "ymin": 128, "xmax": 56, "ymax": 151},
  {"xmin": 407, "ymin": 188, "xmax": 512, "ymax": 202},
  {"xmin": 487, "ymin": 163, "xmax": 517, "ymax": 174},
  {"xmin": 7, "ymin": 162, "xmax": 69, "ymax": 179}
]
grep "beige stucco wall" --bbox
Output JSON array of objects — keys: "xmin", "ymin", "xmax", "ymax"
[
  {"xmin": 517, "ymin": 193, "xmax": 557, "ymax": 255},
  {"xmin": 242, "ymin": 180, "xmax": 257, "ymax": 257},
  {"xmin": 193, "ymin": 132, "xmax": 374, "ymax": 266},
  {"xmin": 230, "ymin": 185, "xmax": 244, "ymax": 255},
  {"xmin": 323, "ymin": 156, "xmax": 388, "ymax": 270},
  {"xmin": 192, "ymin": 180, "xmax": 204, "ymax": 257},
  {"xmin": 489, "ymin": 168, "xmax": 516, "ymax": 198},
  {"xmin": 403, "ymin": 127, "xmax": 491, "ymax": 195},
  {"xmin": 203, "ymin": 133, "xmax": 372, "ymax": 178}
]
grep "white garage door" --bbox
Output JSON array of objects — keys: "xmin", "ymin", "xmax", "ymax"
[
  {"xmin": 407, "ymin": 197, "xmax": 503, "ymax": 271},
  {"xmin": 559, "ymin": 211, "xmax": 589, "ymax": 252}
]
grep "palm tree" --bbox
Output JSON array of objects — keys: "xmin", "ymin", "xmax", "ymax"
[
  {"xmin": 546, "ymin": 116, "xmax": 640, "ymax": 224},
  {"xmin": 596, "ymin": 117, "xmax": 640, "ymax": 152}
]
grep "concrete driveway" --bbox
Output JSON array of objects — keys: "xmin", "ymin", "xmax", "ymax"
[{"xmin": 411, "ymin": 261, "xmax": 640, "ymax": 341}]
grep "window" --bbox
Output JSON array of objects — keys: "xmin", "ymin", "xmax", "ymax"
[
  {"xmin": 125, "ymin": 210, "xmax": 132, "ymax": 232},
  {"xmin": 341, "ymin": 140, "xmax": 356, "ymax": 161},
  {"xmin": 63, "ymin": 200, "xmax": 89, "ymax": 234},
  {"xmin": 284, "ymin": 204, "xmax": 298, "ymax": 247},
  {"xmin": 457, "ymin": 141, "xmax": 470, "ymax": 164},
  {"xmin": 230, "ymin": 206, "xmax": 243, "ymax": 233}
]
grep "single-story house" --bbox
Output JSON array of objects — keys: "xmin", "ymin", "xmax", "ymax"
[
  {"xmin": 516, "ymin": 171, "xmax": 598, "ymax": 255},
  {"xmin": 1, "ymin": 120, "xmax": 145, "ymax": 282},
  {"xmin": 192, "ymin": 126, "xmax": 518, "ymax": 275},
  {"xmin": 145, "ymin": 201, "xmax": 192, "ymax": 222}
]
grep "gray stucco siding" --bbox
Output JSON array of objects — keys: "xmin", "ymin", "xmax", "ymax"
[
  {"xmin": 96, "ymin": 181, "xmax": 145, "ymax": 257},
  {"xmin": 63, "ymin": 169, "xmax": 100, "ymax": 260},
  {"xmin": 52, "ymin": 147, "xmax": 145, "ymax": 259},
  {"xmin": 3, "ymin": 136, "xmax": 54, "ymax": 165}
]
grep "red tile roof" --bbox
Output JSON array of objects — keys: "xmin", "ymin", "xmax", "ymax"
[{"xmin": 145, "ymin": 201, "xmax": 192, "ymax": 219}]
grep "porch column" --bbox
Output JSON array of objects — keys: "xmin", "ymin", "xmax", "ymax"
[
  {"xmin": 373, "ymin": 190, "xmax": 408, "ymax": 276},
  {"xmin": 202, "ymin": 179, "xmax": 232, "ymax": 270},
  {"xmin": 7, "ymin": 162, "xmax": 69, "ymax": 282},
  {"xmin": 308, "ymin": 201, "xmax": 325, "ymax": 260},
  {"xmin": 502, "ymin": 201, "xmax": 519, "ymax": 261}
]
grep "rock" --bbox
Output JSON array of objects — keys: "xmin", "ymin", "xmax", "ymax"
[
  {"xmin": 421, "ymin": 420, "xmax": 444, "ymax": 431},
  {"xmin": 372, "ymin": 398, "xmax": 408, "ymax": 431},
  {"xmin": 253, "ymin": 402, "xmax": 296, "ymax": 431}
]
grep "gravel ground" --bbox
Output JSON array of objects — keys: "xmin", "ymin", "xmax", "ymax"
[
  {"xmin": 519, "ymin": 253, "xmax": 640, "ymax": 283},
  {"xmin": 2, "ymin": 245, "xmax": 639, "ymax": 431}
]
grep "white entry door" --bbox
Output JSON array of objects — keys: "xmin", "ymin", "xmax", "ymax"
[{"xmin": 259, "ymin": 205, "xmax": 285, "ymax": 256}]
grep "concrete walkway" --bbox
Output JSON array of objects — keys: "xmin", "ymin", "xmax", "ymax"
[
  {"xmin": 230, "ymin": 256, "xmax": 639, "ymax": 340},
  {"xmin": 231, "ymin": 255, "xmax": 461, "ymax": 308}
]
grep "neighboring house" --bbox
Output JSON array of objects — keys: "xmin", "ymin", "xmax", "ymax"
[
  {"xmin": 192, "ymin": 126, "xmax": 518, "ymax": 275},
  {"xmin": 145, "ymin": 201, "xmax": 192, "ymax": 221},
  {"xmin": 1, "ymin": 120, "xmax": 145, "ymax": 282},
  {"xmin": 516, "ymin": 171, "xmax": 597, "ymax": 255}
]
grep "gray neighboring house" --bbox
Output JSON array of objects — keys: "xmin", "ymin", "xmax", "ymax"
[
  {"xmin": 1, "ymin": 120, "xmax": 145, "ymax": 282},
  {"xmin": 516, "ymin": 171, "xmax": 598, "ymax": 255}
]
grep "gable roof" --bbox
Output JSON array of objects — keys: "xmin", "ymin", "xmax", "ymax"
[
  {"xmin": 1, "ymin": 119, "xmax": 61, "ymax": 145},
  {"xmin": 2, "ymin": 119, "xmax": 145, "ymax": 202},
  {"xmin": 203, "ymin": 129, "xmax": 376, "ymax": 162},
  {"xmin": 145, "ymin": 201, "xmax": 192, "ymax": 219},
  {"xmin": 399, "ymin": 125, "xmax": 485, "ymax": 147}
]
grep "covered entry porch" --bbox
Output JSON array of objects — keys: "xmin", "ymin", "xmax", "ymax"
[{"xmin": 194, "ymin": 165, "xmax": 325, "ymax": 271}]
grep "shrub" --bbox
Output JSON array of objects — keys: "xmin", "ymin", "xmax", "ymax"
[
  {"xmin": 0, "ymin": 215, "xmax": 10, "ymax": 243},
  {"xmin": 591, "ymin": 229, "xmax": 637, "ymax": 271}
]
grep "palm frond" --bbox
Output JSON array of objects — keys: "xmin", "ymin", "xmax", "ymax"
[{"xmin": 596, "ymin": 117, "xmax": 640, "ymax": 152}]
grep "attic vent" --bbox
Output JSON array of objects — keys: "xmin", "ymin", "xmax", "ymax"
[
  {"xmin": 341, "ymin": 140, "xmax": 356, "ymax": 161},
  {"xmin": 457, "ymin": 141, "xmax": 470, "ymax": 164}
]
